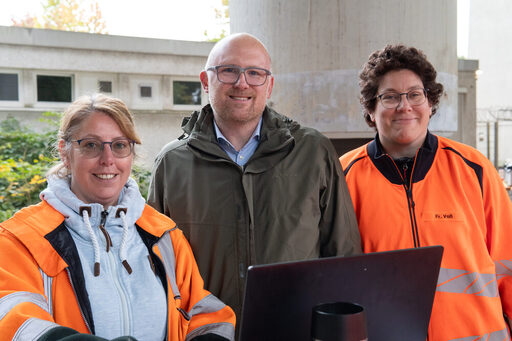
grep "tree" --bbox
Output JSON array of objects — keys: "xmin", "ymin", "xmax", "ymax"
[
  {"xmin": 204, "ymin": 0, "xmax": 229, "ymax": 42},
  {"xmin": 11, "ymin": 0, "xmax": 107, "ymax": 34}
]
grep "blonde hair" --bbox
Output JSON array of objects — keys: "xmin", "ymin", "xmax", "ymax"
[{"xmin": 47, "ymin": 93, "xmax": 141, "ymax": 178}]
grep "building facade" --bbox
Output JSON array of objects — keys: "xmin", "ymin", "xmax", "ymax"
[
  {"xmin": 0, "ymin": 25, "xmax": 479, "ymax": 168},
  {"xmin": 0, "ymin": 26, "xmax": 213, "ymax": 168}
]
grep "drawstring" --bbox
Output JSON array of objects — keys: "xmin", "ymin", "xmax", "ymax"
[
  {"xmin": 80, "ymin": 207, "xmax": 133, "ymax": 276},
  {"xmin": 81, "ymin": 208, "xmax": 101, "ymax": 277},
  {"xmin": 118, "ymin": 209, "xmax": 133, "ymax": 275}
]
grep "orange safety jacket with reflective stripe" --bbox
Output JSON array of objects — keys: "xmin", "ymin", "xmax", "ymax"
[
  {"xmin": 0, "ymin": 201, "xmax": 235, "ymax": 341},
  {"xmin": 340, "ymin": 132, "xmax": 512, "ymax": 341}
]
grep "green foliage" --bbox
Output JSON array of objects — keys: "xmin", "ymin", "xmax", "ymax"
[
  {"xmin": 0, "ymin": 114, "xmax": 60, "ymax": 221},
  {"xmin": 0, "ymin": 117, "xmax": 57, "ymax": 162},
  {"xmin": 131, "ymin": 164, "xmax": 152, "ymax": 200},
  {"xmin": 0, "ymin": 156, "xmax": 55, "ymax": 221}
]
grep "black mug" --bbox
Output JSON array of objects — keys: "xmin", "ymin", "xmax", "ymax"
[{"xmin": 311, "ymin": 302, "xmax": 368, "ymax": 341}]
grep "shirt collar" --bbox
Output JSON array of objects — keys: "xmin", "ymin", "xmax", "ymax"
[{"xmin": 213, "ymin": 116, "xmax": 263, "ymax": 147}]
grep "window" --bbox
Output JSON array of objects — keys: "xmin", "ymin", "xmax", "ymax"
[
  {"xmin": 0, "ymin": 73, "xmax": 19, "ymax": 101},
  {"xmin": 173, "ymin": 81, "xmax": 201, "ymax": 105},
  {"xmin": 140, "ymin": 86, "xmax": 152, "ymax": 98},
  {"xmin": 98, "ymin": 81, "xmax": 112, "ymax": 93},
  {"xmin": 37, "ymin": 75, "xmax": 72, "ymax": 102}
]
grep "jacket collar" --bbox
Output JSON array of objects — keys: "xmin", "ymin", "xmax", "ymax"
[
  {"xmin": 135, "ymin": 205, "xmax": 176, "ymax": 238},
  {"xmin": 183, "ymin": 104, "xmax": 298, "ymax": 174},
  {"xmin": 367, "ymin": 131, "xmax": 438, "ymax": 185}
]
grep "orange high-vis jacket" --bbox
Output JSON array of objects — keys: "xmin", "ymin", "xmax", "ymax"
[
  {"xmin": 0, "ymin": 201, "xmax": 235, "ymax": 340},
  {"xmin": 340, "ymin": 132, "xmax": 512, "ymax": 341}
]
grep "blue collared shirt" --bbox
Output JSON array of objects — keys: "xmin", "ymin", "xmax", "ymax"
[{"xmin": 214, "ymin": 117, "xmax": 262, "ymax": 167}]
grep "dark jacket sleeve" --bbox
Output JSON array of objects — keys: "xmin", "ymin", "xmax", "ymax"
[
  {"xmin": 147, "ymin": 151, "xmax": 168, "ymax": 215},
  {"xmin": 318, "ymin": 140, "xmax": 361, "ymax": 257}
]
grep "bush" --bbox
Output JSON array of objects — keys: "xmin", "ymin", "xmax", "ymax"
[
  {"xmin": 0, "ymin": 114, "xmax": 59, "ymax": 221},
  {"xmin": 0, "ymin": 156, "xmax": 55, "ymax": 221},
  {"xmin": 0, "ymin": 115, "xmax": 57, "ymax": 162},
  {"xmin": 0, "ymin": 114, "xmax": 153, "ymax": 221},
  {"xmin": 131, "ymin": 165, "xmax": 152, "ymax": 199}
]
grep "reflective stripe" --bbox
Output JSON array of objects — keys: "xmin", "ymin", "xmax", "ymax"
[
  {"xmin": 449, "ymin": 327, "xmax": 510, "ymax": 341},
  {"xmin": 437, "ymin": 267, "xmax": 498, "ymax": 297},
  {"xmin": 39, "ymin": 268, "xmax": 53, "ymax": 317},
  {"xmin": 189, "ymin": 294, "xmax": 226, "ymax": 317},
  {"xmin": 0, "ymin": 291, "xmax": 49, "ymax": 321},
  {"xmin": 185, "ymin": 322, "xmax": 235, "ymax": 341},
  {"xmin": 13, "ymin": 318, "xmax": 59, "ymax": 341},
  {"xmin": 156, "ymin": 232, "xmax": 181, "ymax": 299},
  {"xmin": 156, "ymin": 232, "xmax": 234, "ymax": 340},
  {"xmin": 495, "ymin": 260, "xmax": 512, "ymax": 277}
]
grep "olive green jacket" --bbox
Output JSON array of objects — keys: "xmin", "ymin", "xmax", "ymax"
[{"xmin": 148, "ymin": 104, "xmax": 361, "ymax": 319}]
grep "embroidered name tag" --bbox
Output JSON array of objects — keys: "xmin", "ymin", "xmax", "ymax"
[{"xmin": 423, "ymin": 211, "xmax": 464, "ymax": 222}]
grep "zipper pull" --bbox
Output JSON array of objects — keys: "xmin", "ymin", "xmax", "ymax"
[
  {"xmin": 402, "ymin": 163, "xmax": 408, "ymax": 181},
  {"xmin": 98, "ymin": 210, "xmax": 113, "ymax": 252},
  {"xmin": 406, "ymin": 188, "xmax": 416, "ymax": 208}
]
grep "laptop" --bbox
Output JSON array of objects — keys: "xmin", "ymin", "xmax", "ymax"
[{"xmin": 239, "ymin": 246, "xmax": 443, "ymax": 341}]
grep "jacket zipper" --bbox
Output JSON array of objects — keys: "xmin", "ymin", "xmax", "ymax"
[
  {"xmin": 97, "ymin": 210, "xmax": 131, "ymax": 335},
  {"xmin": 105, "ymin": 245, "xmax": 131, "ymax": 335},
  {"xmin": 98, "ymin": 210, "xmax": 113, "ymax": 252},
  {"xmin": 388, "ymin": 153, "xmax": 426, "ymax": 339},
  {"xmin": 388, "ymin": 156, "xmax": 421, "ymax": 248}
]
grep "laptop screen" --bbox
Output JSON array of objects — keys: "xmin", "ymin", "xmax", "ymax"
[{"xmin": 239, "ymin": 246, "xmax": 443, "ymax": 341}]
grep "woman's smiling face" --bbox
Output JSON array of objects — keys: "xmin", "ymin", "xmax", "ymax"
[
  {"xmin": 61, "ymin": 111, "xmax": 133, "ymax": 208},
  {"xmin": 370, "ymin": 69, "xmax": 432, "ymax": 157}
]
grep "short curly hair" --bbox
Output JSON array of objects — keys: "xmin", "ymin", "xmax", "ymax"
[{"xmin": 359, "ymin": 44, "xmax": 444, "ymax": 128}]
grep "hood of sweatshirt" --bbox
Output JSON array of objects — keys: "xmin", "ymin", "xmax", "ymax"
[{"xmin": 41, "ymin": 176, "xmax": 145, "ymax": 236}]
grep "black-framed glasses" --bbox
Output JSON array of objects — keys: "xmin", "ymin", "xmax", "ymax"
[
  {"xmin": 71, "ymin": 137, "xmax": 135, "ymax": 158},
  {"xmin": 376, "ymin": 88, "xmax": 428, "ymax": 109},
  {"xmin": 206, "ymin": 65, "xmax": 272, "ymax": 86}
]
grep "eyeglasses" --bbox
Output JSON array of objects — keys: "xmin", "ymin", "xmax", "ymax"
[
  {"xmin": 206, "ymin": 65, "xmax": 272, "ymax": 86},
  {"xmin": 376, "ymin": 89, "xmax": 428, "ymax": 109},
  {"xmin": 71, "ymin": 138, "xmax": 135, "ymax": 158}
]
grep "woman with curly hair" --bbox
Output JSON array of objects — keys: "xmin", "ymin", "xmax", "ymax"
[{"xmin": 340, "ymin": 44, "xmax": 512, "ymax": 340}]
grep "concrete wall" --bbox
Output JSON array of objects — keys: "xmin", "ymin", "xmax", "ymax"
[
  {"xmin": 230, "ymin": 0, "xmax": 459, "ymax": 140},
  {"xmin": 0, "ymin": 26, "xmax": 214, "ymax": 168},
  {"xmin": 458, "ymin": 59, "xmax": 478, "ymax": 147}
]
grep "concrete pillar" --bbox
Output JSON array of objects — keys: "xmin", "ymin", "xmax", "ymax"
[
  {"xmin": 457, "ymin": 59, "xmax": 479, "ymax": 147},
  {"xmin": 231, "ymin": 0, "xmax": 457, "ymax": 139}
]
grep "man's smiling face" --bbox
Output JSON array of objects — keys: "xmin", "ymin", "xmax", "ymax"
[{"xmin": 200, "ymin": 35, "xmax": 274, "ymax": 127}]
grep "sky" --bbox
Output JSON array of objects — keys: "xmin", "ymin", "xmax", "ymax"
[{"xmin": 1, "ymin": 0, "xmax": 469, "ymax": 53}]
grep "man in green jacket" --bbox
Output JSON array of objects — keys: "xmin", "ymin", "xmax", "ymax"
[{"xmin": 148, "ymin": 33, "xmax": 361, "ymax": 322}]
